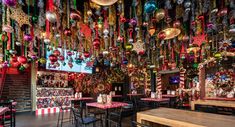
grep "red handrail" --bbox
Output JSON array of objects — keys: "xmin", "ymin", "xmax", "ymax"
[{"xmin": 0, "ymin": 68, "xmax": 7, "ymax": 97}]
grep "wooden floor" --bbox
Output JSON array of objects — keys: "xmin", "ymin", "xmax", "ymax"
[{"xmin": 16, "ymin": 112, "xmax": 132, "ymax": 127}]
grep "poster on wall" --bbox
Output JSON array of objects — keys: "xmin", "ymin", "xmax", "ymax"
[{"xmin": 46, "ymin": 47, "xmax": 93, "ymax": 74}]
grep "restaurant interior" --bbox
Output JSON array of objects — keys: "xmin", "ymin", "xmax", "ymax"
[{"xmin": 0, "ymin": 0, "xmax": 234, "ymax": 127}]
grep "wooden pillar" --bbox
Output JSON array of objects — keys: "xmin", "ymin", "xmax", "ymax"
[{"xmin": 31, "ymin": 62, "xmax": 37, "ymax": 111}]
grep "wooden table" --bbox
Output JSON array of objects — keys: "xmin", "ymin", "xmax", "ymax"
[
  {"xmin": 141, "ymin": 98, "xmax": 170, "ymax": 108},
  {"xmin": 69, "ymin": 97, "xmax": 93, "ymax": 101},
  {"xmin": 191, "ymin": 99, "xmax": 235, "ymax": 110},
  {"xmin": 204, "ymin": 97, "xmax": 235, "ymax": 101},
  {"xmin": 137, "ymin": 108, "xmax": 235, "ymax": 127},
  {"xmin": 86, "ymin": 102, "xmax": 128, "ymax": 127},
  {"xmin": 111, "ymin": 95, "xmax": 122, "ymax": 98}
]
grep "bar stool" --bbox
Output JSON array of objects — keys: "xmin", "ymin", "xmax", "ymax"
[{"xmin": 57, "ymin": 105, "xmax": 73, "ymax": 127}]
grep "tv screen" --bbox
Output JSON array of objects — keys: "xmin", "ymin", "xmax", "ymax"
[
  {"xmin": 46, "ymin": 47, "xmax": 93, "ymax": 74},
  {"xmin": 169, "ymin": 76, "xmax": 180, "ymax": 84}
]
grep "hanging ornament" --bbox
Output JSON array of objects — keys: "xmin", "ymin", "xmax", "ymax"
[
  {"xmin": 64, "ymin": 28, "xmax": 72, "ymax": 36},
  {"xmin": 165, "ymin": 0, "xmax": 172, "ymax": 9},
  {"xmin": 39, "ymin": 58, "xmax": 47, "ymax": 64},
  {"xmin": 24, "ymin": 34, "xmax": 33, "ymax": 42},
  {"xmin": 46, "ymin": 11, "xmax": 57, "ymax": 23},
  {"xmin": 70, "ymin": 10, "xmax": 82, "ymax": 21},
  {"xmin": 2, "ymin": 25, "xmax": 13, "ymax": 33},
  {"xmin": 129, "ymin": 18, "xmax": 137, "ymax": 26},
  {"xmin": 132, "ymin": 41, "xmax": 145, "ymax": 54},
  {"xmin": 144, "ymin": 0, "xmax": 157, "ymax": 14},
  {"xmin": 2, "ymin": 0, "xmax": 17, "ymax": 7},
  {"xmin": 17, "ymin": 56, "xmax": 28, "ymax": 64},
  {"xmin": 67, "ymin": 51, "xmax": 73, "ymax": 56},
  {"xmin": 91, "ymin": 0, "xmax": 118, "ymax": 6},
  {"xmin": 158, "ymin": 31, "xmax": 166, "ymax": 40},
  {"xmin": 177, "ymin": 0, "xmax": 184, "ymax": 5},
  {"xmin": 155, "ymin": 9, "xmax": 165, "ymax": 22},
  {"xmin": 173, "ymin": 20, "xmax": 181, "ymax": 28},
  {"xmin": 159, "ymin": 28, "xmax": 181, "ymax": 40},
  {"xmin": 148, "ymin": 27, "xmax": 156, "ymax": 36},
  {"xmin": 10, "ymin": 6, "xmax": 31, "ymax": 27},
  {"xmin": 93, "ymin": 39, "xmax": 100, "ymax": 49},
  {"xmin": 125, "ymin": 43, "xmax": 133, "ymax": 51},
  {"xmin": 84, "ymin": 52, "xmax": 90, "ymax": 58}
]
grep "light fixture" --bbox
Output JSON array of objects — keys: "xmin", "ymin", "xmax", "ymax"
[{"xmin": 91, "ymin": 0, "xmax": 118, "ymax": 6}]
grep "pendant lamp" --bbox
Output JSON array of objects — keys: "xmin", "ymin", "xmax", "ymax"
[{"xmin": 91, "ymin": 0, "xmax": 118, "ymax": 6}]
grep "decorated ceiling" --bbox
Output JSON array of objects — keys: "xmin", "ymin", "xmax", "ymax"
[{"xmin": 0, "ymin": 0, "xmax": 234, "ymax": 72}]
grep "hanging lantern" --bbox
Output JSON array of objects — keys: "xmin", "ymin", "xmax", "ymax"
[
  {"xmin": 173, "ymin": 20, "xmax": 181, "ymax": 28},
  {"xmin": 2, "ymin": 0, "xmax": 17, "ymax": 7},
  {"xmin": 17, "ymin": 56, "xmax": 28, "ymax": 64},
  {"xmin": 53, "ymin": 49, "xmax": 61, "ymax": 57},
  {"xmin": 93, "ymin": 39, "xmax": 100, "ymax": 49},
  {"xmin": 155, "ymin": 9, "xmax": 165, "ymax": 22},
  {"xmin": 2, "ymin": 25, "xmax": 13, "ymax": 33},
  {"xmin": 144, "ymin": 0, "xmax": 157, "ymax": 14},
  {"xmin": 70, "ymin": 10, "xmax": 82, "ymax": 21},
  {"xmin": 64, "ymin": 28, "xmax": 72, "ymax": 36},
  {"xmin": 39, "ymin": 58, "xmax": 47, "ymax": 64},
  {"xmin": 46, "ymin": 11, "xmax": 57, "ymax": 23},
  {"xmin": 129, "ymin": 18, "xmax": 137, "ymax": 26},
  {"xmin": 149, "ymin": 27, "xmax": 156, "ymax": 36},
  {"xmin": 24, "ymin": 34, "xmax": 33, "ymax": 42},
  {"xmin": 49, "ymin": 54, "xmax": 58, "ymax": 63},
  {"xmin": 84, "ymin": 52, "xmax": 90, "ymax": 58},
  {"xmin": 158, "ymin": 31, "xmax": 166, "ymax": 40},
  {"xmin": 125, "ymin": 43, "xmax": 133, "ymax": 51},
  {"xmin": 160, "ymin": 28, "xmax": 181, "ymax": 40},
  {"xmin": 91, "ymin": 0, "xmax": 118, "ymax": 6}
]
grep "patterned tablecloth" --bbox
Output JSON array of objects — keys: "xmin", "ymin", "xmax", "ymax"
[
  {"xmin": 0, "ymin": 107, "xmax": 9, "ymax": 115},
  {"xmin": 86, "ymin": 102, "xmax": 128, "ymax": 109},
  {"xmin": 141, "ymin": 98, "xmax": 170, "ymax": 102}
]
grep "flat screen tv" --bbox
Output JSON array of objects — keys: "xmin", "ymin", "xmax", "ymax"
[
  {"xmin": 46, "ymin": 47, "xmax": 93, "ymax": 74},
  {"xmin": 169, "ymin": 76, "xmax": 180, "ymax": 84}
]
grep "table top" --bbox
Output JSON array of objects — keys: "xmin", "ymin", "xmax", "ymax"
[
  {"xmin": 204, "ymin": 97, "xmax": 235, "ymax": 101},
  {"xmin": 141, "ymin": 98, "xmax": 169, "ymax": 102},
  {"xmin": 111, "ymin": 95, "xmax": 122, "ymax": 98},
  {"xmin": 69, "ymin": 97, "xmax": 93, "ymax": 101},
  {"xmin": 127, "ymin": 94, "xmax": 143, "ymax": 96},
  {"xmin": 0, "ymin": 107, "xmax": 9, "ymax": 115},
  {"xmin": 162, "ymin": 94, "xmax": 178, "ymax": 98},
  {"xmin": 137, "ymin": 108, "xmax": 235, "ymax": 127},
  {"xmin": 190, "ymin": 99, "xmax": 235, "ymax": 110},
  {"xmin": 86, "ymin": 102, "xmax": 128, "ymax": 109}
]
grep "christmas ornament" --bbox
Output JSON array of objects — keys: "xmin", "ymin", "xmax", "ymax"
[
  {"xmin": 144, "ymin": 0, "xmax": 157, "ymax": 14},
  {"xmin": 46, "ymin": 11, "xmax": 57, "ymax": 23},
  {"xmin": 39, "ymin": 58, "xmax": 47, "ymax": 64},
  {"xmin": 132, "ymin": 41, "xmax": 145, "ymax": 54},
  {"xmin": 160, "ymin": 28, "xmax": 181, "ymax": 40},
  {"xmin": 3, "ymin": 0, "xmax": 17, "ymax": 7},
  {"xmin": 17, "ymin": 56, "xmax": 28, "ymax": 64},
  {"xmin": 155, "ymin": 9, "xmax": 165, "ymax": 22},
  {"xmin": 24, "ymin": 34, "xmax": 33, "ymax": 42},
  {"xmin": 10, "ymin": 6, "xmax": 31, "ymax": 27}
]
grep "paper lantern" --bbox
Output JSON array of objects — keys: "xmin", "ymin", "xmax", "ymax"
[
  {"xmin": 91, "ymin": 0, "xmax": 118, "ymax": 6},
  {"xmin": 46, "ymin": 11, "xmax": 57, "ymax": 23},
  {"xmin": 17, "ymin": 56, "xmax": 27, "ymax": 64},
  {"xmin": 2, "ymin": 0, "xmax": 17, "ymax": 7},
  {"xmin": 144, "ymin": 0, "xmax": 157, "ymax": 14}
]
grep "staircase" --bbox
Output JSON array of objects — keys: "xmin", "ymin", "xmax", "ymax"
[
  {"xmin": 2, "ymin": 72, "xmax": 32, "ymax": 112},
  {"xmin": 0, "ymin": 68, "xmax": 7, "ymax": 97}
]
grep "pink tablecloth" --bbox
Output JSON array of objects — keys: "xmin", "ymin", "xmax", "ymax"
[
  {"xmin": 141, "ymin": 98, "xmax": 170, "ymax": 102},
  {"xmin": 86, "ymin": 102, "xmax": 128, "ymax": 109},
  {"xmin": 0, "ymin": 107, "xmax": 9, "ymax": 115},
  {"xmin": 69, "ymin": 97, "xmax": 93, "ymax": 101}
]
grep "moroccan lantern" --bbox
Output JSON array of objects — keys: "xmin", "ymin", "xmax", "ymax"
[
  {"xmin": 24, "ymin": 34, "xmax": 33, "ymax": 42},
  {"xmin": 2, "ymin": 25, "xmax": 13, "ymax": 33},
  {"xmin": 91, "ymin": 0, "xmax": 118, "ymax": 6},
  {"xmin": 144, "ymin": 0, "xmax": 157, "ymax": 14},
  {"xmin": 46, "ymin": 11, "xmax": 57, "ymax": 23},
  {"xmin": 155, "ymin": 9, "xmax": 165, "ymax": 22},
  {"xmin": 49, "ymin": 54, "xmax": 58, "ymax": 63},
  {"xmin": 17, "ymin": 56, "xmax": 28, "ymax": 64},
  {"xmin": 70, "ymin": 10, "xmax": 82, "ymax": 21},
  {"xmin": 2, "ymin": 0, "xmax": 17, "ymax": 7},
  {"xmin": 158, "ymin": 31, "xmax": 166, "ymax": 40},
  {"xmin": 53, "ymin": 49, "xmax": 61, "ymax": 57}
]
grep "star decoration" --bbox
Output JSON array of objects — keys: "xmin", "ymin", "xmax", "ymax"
[
  {"xmin": 132, "ymin": 40, "xmax": 145, "ymax": 54},
  {"xmin": 10, "ymin": 6, "xmax": 31, "ymax": 27},
  {"xmin": 192, "ymin": 34, "xmax": 207, "ymax": 46}
]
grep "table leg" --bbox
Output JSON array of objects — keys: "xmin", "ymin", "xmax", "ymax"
[{"xmin": 105, "ymin": 109, "xmax": 108, "ymax": 127}]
